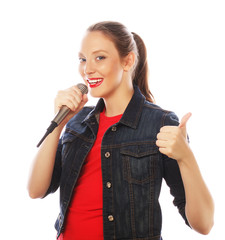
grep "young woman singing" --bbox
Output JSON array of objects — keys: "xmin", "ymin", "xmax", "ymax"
[{"xmin": 28, "ymin": 21, "xmax": 214, "ymax": 239}]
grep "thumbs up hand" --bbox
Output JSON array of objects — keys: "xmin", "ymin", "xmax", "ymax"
[{"xmin": 156, "ymin": 113, "xmax": 192, "ymax": 162}]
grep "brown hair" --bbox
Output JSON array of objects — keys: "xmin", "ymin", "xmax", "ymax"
[{"xmin": 87, "ymin": 21, "xmax": 154, "ymax": 103}]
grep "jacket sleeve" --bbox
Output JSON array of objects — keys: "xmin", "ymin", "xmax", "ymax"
[
  {"xmin": 42, "ymin": 138, "xmax": 62, "ymax": 198},
  {"xmin": 161, "ymin": 111, "xmax": 190, "ymax": 227}
]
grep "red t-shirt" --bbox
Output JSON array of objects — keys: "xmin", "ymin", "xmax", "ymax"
[{"xmin": 58, "ymin": 109, "xmax": 122, "ymax": 240}]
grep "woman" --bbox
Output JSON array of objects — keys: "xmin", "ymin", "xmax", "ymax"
[{"xmin": 28, "ymin": 21, "xmax": 214, "ymax": 239}]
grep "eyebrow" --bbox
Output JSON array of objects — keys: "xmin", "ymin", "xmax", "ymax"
[
  {"xmin": 92, "ymin": 50, "xmax": 109, "ymax": 54},
  {"xmin": 78, "ymin": 50, "xmax": 109, "ymax": 56}
]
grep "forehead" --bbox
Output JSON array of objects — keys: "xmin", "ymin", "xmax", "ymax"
[{"xmin": 79, "ymin": 31, "xmax": 118, "ymax": 55}]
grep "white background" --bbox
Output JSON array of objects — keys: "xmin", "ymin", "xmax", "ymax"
[{"xmin": 0, "ymin": 0, "xmax": 224, "ymax": 239}]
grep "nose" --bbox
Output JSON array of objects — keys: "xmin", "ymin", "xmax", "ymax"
[{"xmin": 84, "ymin": 59, "xmax": 95, "ymax": 75}]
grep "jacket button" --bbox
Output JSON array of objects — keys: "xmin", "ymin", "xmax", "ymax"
[
  {"xmin": 111, "ymin": 126, "xmax": 117, "ymax": 131},
  {"xmin": 59, "ymin": 220, "xmax": 63, "ymax": 228},
  {"xmin": 106, "ymin": 182, "xmax": 112, "ymax": 188},
  {"xmin": 108, "ymin": 215, "xmax": 114, "ymax": 222},
  {"xmin": 105, "ymin": 152, "xmax": 110, "ymax": 158}
]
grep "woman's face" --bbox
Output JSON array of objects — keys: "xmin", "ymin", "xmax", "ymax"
[{"xmin": 78, "ymin": 31, "xmax": 126, "ymax": 99}]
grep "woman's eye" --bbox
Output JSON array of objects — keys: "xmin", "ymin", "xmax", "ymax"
[
  {"xmin": 96, "ymin": 56, "xmax": 106, "ymax": 61},
  {"xmin": 79, "ymin": 58, "xmax": 86, "ymax": 63}
]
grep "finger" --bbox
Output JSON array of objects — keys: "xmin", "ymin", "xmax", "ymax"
[
  {"xmin": 156, "ymin": 139, "xmax": 168, "ymax": 148},
  {"xmin": 72, "ymin": 85, "xmax": 89, "ymax": 108},
  {"xmin": 62, "ymin": 94, "xmax": 79, "ymax": 111},
  {"xmin": 179, "ymin": 112, "xmax": 192, "ymax": 128},
  {"xmin": 70, "ymin": 91, "xmax": 82, "ymax": 107},
  {"xmin": 159, "ymin": 126, "xmax": 179, "ymax": 133},
  {"xmin": 157, "ymin": 132, "xmax": 171, "ymax": 141},
  {"xmin": 66, "ymin": 86, "xmax": 85, "ymax": 110},
  {"xmin": 82, "ymin": 94, "xmax": 88, "ymax": 104},
  {"xmin": 55, "ymin": 89, "xmax": 81, "ymax": 112},
  {"xmin": 158, "ymin": 147, "xmax": 169, "ymax": 156},
  {"xmin": 68, "ymin": 92, "xmax": 88, "ymax": 114},
  {"xmin": 73, "ymin": 85, "xmax": 83, "ymax": 98},
  {"xmin": 76, "ymin": 94, "xmax": 88, "ymax": 111}
]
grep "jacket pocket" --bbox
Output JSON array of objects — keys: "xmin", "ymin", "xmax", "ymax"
[{"xmin": 121, "ymin": 143, "xmax": 159, "ymax": 184}]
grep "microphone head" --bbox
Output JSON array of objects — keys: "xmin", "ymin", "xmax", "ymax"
[{"xmin": 77, "ymin": 83, "xmax": 88, "ymax": 95}]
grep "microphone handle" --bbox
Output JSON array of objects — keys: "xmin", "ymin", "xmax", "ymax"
[
  {"xmin": 53, "ymin": 105, "xmax": 70, "ymax": 125},
  {"xmin": 36, "ymin": 121, "xmax": 58, "ymax": 148},
  {"xmin": 36, "ymin": 106, "xmax": 70, "ymax": 147}
]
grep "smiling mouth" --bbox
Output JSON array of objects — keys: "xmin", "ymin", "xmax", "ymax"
[{"xmin": 87, "ymin": 78, "xmax": 104, "ymax": 88}]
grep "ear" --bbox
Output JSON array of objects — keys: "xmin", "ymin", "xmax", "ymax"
[{"xmin": 122, "ymin": 51, "xmax": 136, "ymax": 72}]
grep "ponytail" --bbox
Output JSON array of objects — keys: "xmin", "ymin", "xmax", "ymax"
[{"xmin": 132, "ymin": 32, "xmax": 154, "ymax": 103}]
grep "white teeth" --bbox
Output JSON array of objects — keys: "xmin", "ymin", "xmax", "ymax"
[{"xmin": 88, "ymin": 79, "xmax": 103, "ymax": 84}]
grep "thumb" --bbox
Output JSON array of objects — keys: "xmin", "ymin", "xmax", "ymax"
[{"xmin": 179, "ymin": 112, "xmax": 192, "ymax": 129}]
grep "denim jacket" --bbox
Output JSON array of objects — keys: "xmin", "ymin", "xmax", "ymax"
[{"xmin": 44, "ymin": 86, "xmax": 189, "ymax": 239}]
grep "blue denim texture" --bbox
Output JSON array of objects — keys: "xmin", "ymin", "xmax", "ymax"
[{"xmin": 44, "ymin": 86, "xmax": 189, "ymax": 239}]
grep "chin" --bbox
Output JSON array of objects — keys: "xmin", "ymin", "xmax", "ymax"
[{"xmin": 89, "ymin": 88, "xmax": 103, "ymax": 99}]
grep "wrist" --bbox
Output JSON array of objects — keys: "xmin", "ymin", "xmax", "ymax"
[
  {"xmin": 177, "ymin": 149, "xmax": 196, "ymax": 168},
  {"xmin": 54, "ymin": 124, "xmax": 65, "ymax": 135}
]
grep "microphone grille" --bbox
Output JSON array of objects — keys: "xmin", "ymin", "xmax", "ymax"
[{"xmin": 77, "ymin": 83, "xmax": 88, "ymax": 95}]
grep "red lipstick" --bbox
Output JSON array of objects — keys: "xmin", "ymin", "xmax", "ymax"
[{"xmin": 87, "ymin": 78, "xmax": 104, "ymax": 88}]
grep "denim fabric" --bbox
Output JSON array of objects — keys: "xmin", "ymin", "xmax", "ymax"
[{"xmin": 44, "ymin": 86, "xmax": 189, "ymax": 239}]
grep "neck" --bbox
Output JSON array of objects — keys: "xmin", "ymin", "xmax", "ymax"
[{"xmin": 103, "ymin": 82, "xmax": 134, "ymax": 117}]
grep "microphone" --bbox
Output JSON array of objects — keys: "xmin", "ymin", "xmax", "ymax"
[{"xmin": 37, "ymin": 83, "xmax": 88, "ymax": 148}]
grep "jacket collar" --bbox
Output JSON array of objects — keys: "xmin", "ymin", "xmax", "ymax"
[
  {"xmin": 83, "ymin": 85, "xmax": 145, "ymax": 129},
  {"xmin": 120, "ymin": 85, "xmax": 145, "ymax": 129}
]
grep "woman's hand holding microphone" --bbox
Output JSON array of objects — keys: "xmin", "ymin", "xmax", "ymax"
[
  {"xmin": 37, "ymin": 83, "xmax": 88, "ymax": 148},
  {"xmin": 54, "ymin": 84, "xmax": 88, "ymax": 128}
]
